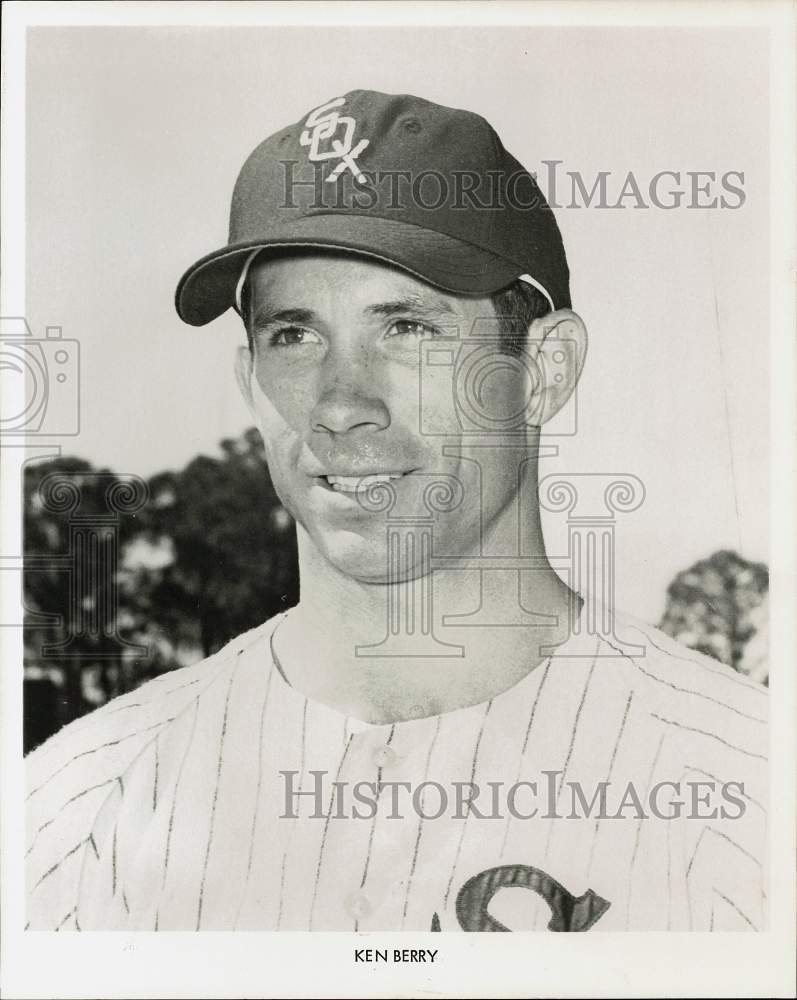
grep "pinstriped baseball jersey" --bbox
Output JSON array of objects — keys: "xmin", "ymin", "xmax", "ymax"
[{"xmin": 26, "ymin": 603, "xmax": 767, "ymax": 932}]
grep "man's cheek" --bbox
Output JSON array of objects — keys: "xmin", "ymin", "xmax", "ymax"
[
  {"xmin": 263, "ymin": 458, "xmax": 307, "ymax": 526},
  {"xmin": 253, "ymin": 369, "xmax": 314, "ymax": 428}
]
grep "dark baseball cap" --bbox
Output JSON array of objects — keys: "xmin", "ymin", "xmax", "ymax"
[{"xmin": 175, "ymin": 90, "xmax": 570, "ymax": 326}]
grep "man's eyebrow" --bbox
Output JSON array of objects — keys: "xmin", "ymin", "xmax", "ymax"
[
  {"xmin": 251, "ymin": 298, "xmax": 458, "ymax": 329},
  {"xmin": 251, "ymin": 306, "xmax": 317, "ymax": 328},
  {"xmin": 365, "ymin": 297, "xmax": 458, "ymax": 320}
]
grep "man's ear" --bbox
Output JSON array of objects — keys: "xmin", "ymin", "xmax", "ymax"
[
  {"xmin": 526, "ymin": 309, "xmax": 588, "ymax": 426},
  {"xmin": 234, "ymin": 344, "xmax": 256, "ymax": 417}
]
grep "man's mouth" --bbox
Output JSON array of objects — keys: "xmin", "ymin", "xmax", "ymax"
[{"xmin": 322, "ymin": 472, "xmax": 407, "ymax": 494}]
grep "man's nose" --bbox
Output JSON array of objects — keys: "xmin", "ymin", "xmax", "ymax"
[{"xmin": 310, "ymin": 353, "xmax": 391, "ymax": 436}]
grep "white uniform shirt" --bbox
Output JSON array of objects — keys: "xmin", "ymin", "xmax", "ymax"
[{"xmin": 26, "ymin": 607, "xmax": 767, "ymax": 932}]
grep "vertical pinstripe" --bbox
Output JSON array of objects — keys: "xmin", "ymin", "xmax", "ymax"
[
  {"xmin": 234, "ymin": 664, "xmax": 275, "ymax": 928},
  {"xmin": 542, "ymin": 644, "xmax": 599, "ymax": 861},
  {"xmin": 155, "ymin": 699, "xmax": 200, "ymax": 930},
  {"xmin": 308, "ymin": 735, "xmax": 354, "ymax": 930},
  {"xmin": 499, "ymin": 658, "xmax": 551, "ymax": 859},
  {"xmin": 354, "ymin": 724, "xmax": 396, "ymax": 930},
  {"xmin": 196, "ymin": 660, "xmax": 240, "ymax": 929},
  {"xmin": 666, "ymin": 808, "xmax": 673, "ymax": 930},
  {"xmin": 152, "ymin": 738, "xmax": 159, "ymax": 813},
  {"xmin": 624, "ymin": 732, "xmax": 665, "ymax": 928},
  {"xmin": 585, "ymin": 689, "xmax": 634, "ymax": 878},
  {"xmin": 443, "ymin": 700, "xmax": 493, "ymax": 906},
  {"xmin": 275, "ymin": 697, "xmax": 308, "ymax": 930},
  {"xmin": 401, "ymin": 715, "xmax": 443, "ymax": 927}
]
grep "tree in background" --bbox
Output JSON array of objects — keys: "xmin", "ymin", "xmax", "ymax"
[
  {"xmin": 137, "ymin": 427, "xmax": 298, "ymax": 659},
  {"xmin": 23, "ymin": 457, "xmax": 152, "ymax": 747},
  {"xmin": 658, "ymin": 549, "xmax": 769, "ymax": 684},
  {"xmin": 23, "ymin": 428, "xmax": 298, "ymax": 751}
]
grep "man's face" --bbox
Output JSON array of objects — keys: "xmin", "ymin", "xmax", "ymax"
[{"xmin": 239, "ymin": 253, "xmax": 536, "ymax": 582}]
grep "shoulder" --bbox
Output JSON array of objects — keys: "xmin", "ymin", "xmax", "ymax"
[
  {"xmin": 598, "ymin": 610, "xmax": 768, "ymax": 782},
  {"xmin": 599, "ymin": 612, "xmax": 769, "ymax": 930},
  {"xmin": 25, "ymin": 616, "xmax": 280, "ymax": 927},
  {"xmin": 27, "ymin": 617, "xmax": 276, "ymax": 792}
]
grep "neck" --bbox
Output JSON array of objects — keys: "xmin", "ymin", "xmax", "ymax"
[{"xmin": 275, "ymin": 466, "xmax": 579, "ymax": 723}]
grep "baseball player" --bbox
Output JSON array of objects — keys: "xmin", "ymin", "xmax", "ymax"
[{"xmin": 26, "ymin": 91, "xmax": 767, "ymax": 932}]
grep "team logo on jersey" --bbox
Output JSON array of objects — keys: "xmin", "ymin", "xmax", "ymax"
[
  {"xmin": 299, "ymin": 98, "xmax": 370, "ymax": 184},
  {"xmin": 431, "ymin": 864, "xmax": 611, "ymax": 932}
]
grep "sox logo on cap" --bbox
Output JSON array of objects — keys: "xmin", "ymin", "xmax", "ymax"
[
  {"xmin": 175, "ymin": 89, "xmax": 575, "ymax": 325},
  {"xmin": 299, "ymin": 97, "xmax": 370, "ymax": 183}
]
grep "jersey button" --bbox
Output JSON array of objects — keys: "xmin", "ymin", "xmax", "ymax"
[
  {"xmin": 344, "ymin": 890, "xmax": 372, "ymax": 920},
  {"xmin": 372, "ymin": 744, "xmax": 400, "ymax": 768}
]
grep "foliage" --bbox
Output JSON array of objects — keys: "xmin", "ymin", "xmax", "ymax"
[
  {"xmin": 23, "ymin": 457, "xmax": 152, "ymax": 743},
  {"xmin": 138, "ymin": 427, "xmax": 298, "ymax": 658},
  {"xmin": 23, "ymin": 429, "xmax": 298, "ymax": 750},
  {"xmin": 658, "ymin": 549, "xmax": 768, "ymax": 683}
]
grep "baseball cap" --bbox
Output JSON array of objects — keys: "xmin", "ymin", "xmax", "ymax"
[{"xmin": 175, "ymin": 90, "xmax": 570, "ymax": 326}]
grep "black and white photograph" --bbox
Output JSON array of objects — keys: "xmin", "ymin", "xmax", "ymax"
[{"xmin": 1, "ymin": 2, "xmax": 794, "ymax": 997}]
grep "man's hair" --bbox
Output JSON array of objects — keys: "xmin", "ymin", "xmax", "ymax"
[
  {"xmin": 240, "ymin": 266, "xmax": 551, "ymax": 356},
  {"xmin": 489, "ymin": 280, "xmax": 552, "ymax": 356}
]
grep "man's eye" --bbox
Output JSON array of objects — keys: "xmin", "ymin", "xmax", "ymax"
[
  {"xmin": 268, "ymin": 326, "xmax": 322, "ymax": 347},
  {"xmin": 387, "ymin": 320, "xmax": 442, "ymax": 340}
]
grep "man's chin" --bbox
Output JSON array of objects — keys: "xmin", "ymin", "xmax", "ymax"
[{"xmin": 315, "ymin": 532, "xmax": 432, "ymax": 585}]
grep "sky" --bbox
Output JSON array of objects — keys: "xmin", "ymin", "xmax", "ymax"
[{"xmin": 24, "ymin": 24, "xmax": 770, "ymax": 624}]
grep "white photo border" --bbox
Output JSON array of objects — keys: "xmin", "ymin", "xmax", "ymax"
[{"xmin": 1, "ymin": 2, "xmax": 794, "ymax": 998}]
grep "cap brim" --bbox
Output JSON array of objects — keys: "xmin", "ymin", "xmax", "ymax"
[{"xmin": 175, "ymin": 214, "xmax": 524, "ymax": 326}]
